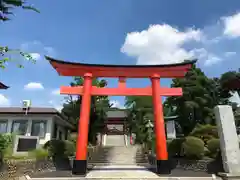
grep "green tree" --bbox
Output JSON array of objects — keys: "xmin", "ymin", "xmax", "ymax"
[
  {"xmin": 61, "ymin": 77, "xmax": 111, "ymax": 144},
  {"xmin": 1, "ymin": 0, "xmax": 39, "ymax": 69},
  {"xmin": 220, "ymin": 71, "xmax": 240, "ymax": 95},
  {"xmin": 219, "ymin": 70, "xmax": 240, "ymax": 125},
  {"xmin": 125, "ymin": 96, "xmax": 172, "ymax": 144},
  {"xmin": 125, "ymin": 96, "xmax": 151, "ymax": 143},
  {"xmin": 165, "ymin": 64, "xmax": 231, "ymax": 135}
]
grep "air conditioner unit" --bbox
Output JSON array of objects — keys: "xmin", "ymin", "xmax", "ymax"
[{"xmin": 22, "ymin": 100, "xmax": 31, "ymax": 109}]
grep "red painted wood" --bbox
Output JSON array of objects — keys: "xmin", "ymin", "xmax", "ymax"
[
  {"xmin": 60, "ymin": 86, "xmax": 182, "ymax": 96},
  {"xmin": 75, "ymin": 74, "xmax": 92, "ymax": 160},
  {"xmin": 118, "ymin": 77, "xmax": 126, "ymax": 88},
  {"xmin": 48, "ymin": 58, "xmax": 193, "ymax": 78},
  {"xmin": 152, "ymin": 77, "xmax": 168, "ymax": 160},
  {"xmin": 55, "ymin": 68, "xmax": 187, "ymax": 78}
]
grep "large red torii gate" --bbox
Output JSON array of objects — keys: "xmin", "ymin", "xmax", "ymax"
[{"xmin": 46, "ymin": 56, "xmax": 196, "ymax": 175}]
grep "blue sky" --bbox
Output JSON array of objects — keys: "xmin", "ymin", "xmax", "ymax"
[{"xmin": 1, "ymin": 0, "xmax": 240, "ymax": 110}]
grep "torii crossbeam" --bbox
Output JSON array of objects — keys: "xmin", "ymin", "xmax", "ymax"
[
  {"xmin": 60, "ymin": 86, "xmax": 183, "ymax": 96},
  {"xmin": 46, "ymin": 56, "xmax": 196, "ymax": 176}
]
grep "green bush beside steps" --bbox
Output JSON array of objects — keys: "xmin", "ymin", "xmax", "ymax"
[{"xmin": 149, "ymin": 124, "xmax": 222, "ymax": 160}]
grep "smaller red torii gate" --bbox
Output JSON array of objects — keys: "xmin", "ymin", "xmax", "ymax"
[{"xmin": 46, "ymin": 56, "xmax": 196, "ymax": 175}]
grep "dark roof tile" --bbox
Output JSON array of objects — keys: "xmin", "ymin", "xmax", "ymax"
[{"xmin": 0, "ymin": 107, "xmax": 59, "ymax": 114}]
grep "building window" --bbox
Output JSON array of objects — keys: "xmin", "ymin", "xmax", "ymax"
[
  {"xmin": 0, "ymin": 120, "xmax": 7, "ymax": 133},
  {"xmin": 31, "ymin": 120, "xmax": 47, "ymax": 138},
  {"xmin": 11, "ymin": 120, "xmax": 28, "ymax": 135}
]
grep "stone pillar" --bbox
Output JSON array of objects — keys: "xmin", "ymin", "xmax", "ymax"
[
  {"xmin": 124, "ymin": 134, "xmax": 128, "ymax": 146},
  {"xmin": 166, "ymin": 120, "xmax": 176, "ymax": 139},
  {"xmin": 102, "ymin": 134, "xmax": 107, "ymax": 146},
  {"xmin": 96, "ymin": 133, "xmax": 101, "ymax": 145},
  {"xmin": 214, "ymin": 105, "xmax": 240, "ymax": 174}
]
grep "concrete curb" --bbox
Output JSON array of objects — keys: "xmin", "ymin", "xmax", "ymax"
[{"xmin": 25, "ymin": 174, "xmax": 217, "ymax": 180}]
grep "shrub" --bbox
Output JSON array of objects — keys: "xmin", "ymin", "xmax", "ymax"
[
  {"xmin": 190, "ymin": 124, "xmax": 218, "ymax": 144},
  {"xmin": 68, "ymin": 133, "xmax": 77, "ymax": 146},
  {"xmin": 3, "ymin": 145, "xmax": 14, "ymax": 159},
  {"xmin": 0, "ymin": 133, "xmax": 14, "ymax": 160},
  {"xmin": 43, "ymin": 140, "xmax": 66, "ymax": 157},
  {"xmin": 0, "ymin": 134, "xmax": 12, "ymax": 152},
  {"xmin": 29, "ymin": 148, "xmax": 49, "ymax": 160},
  {"xmin": 207, "ymin": 138, "xmax": 220, "ymax": 158},
  {"xmin": 64, "ymin": 140, "xmax": 75, "ymax": 157},
  {"xmin": 168, "ymin": 138, "xmax": 185, "ymax": 157},
  {"xmin": 204, "ymin": 146, "xmax": 211, "ymax": 156},
  {"xmin": 44, "ymin": 139, "xmax": 76, "ymax": 158},
  {"xmin": 182, "ymin": 136, "xmax": 205, "ymax": 159}
]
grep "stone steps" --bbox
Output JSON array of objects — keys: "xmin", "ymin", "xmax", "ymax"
[
  {"xmin": 105, "ymin": 135, "xmax": 126, "ymax": 146},
  {"xmin": 89, "ymin": 145, "xmax": 148, "ymax": 165}
]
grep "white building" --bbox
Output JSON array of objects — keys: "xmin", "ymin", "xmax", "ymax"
[
  {"xmin": 229, "ymin": 91, "xmax": 240, "ymax": 106},
  {"xmin": 0, "ymin": 107, "xmax": 74, "ymax": 145}
]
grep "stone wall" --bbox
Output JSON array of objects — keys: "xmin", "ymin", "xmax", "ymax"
[
  {"xmin": 0, "ymin": 159, "xmax": 55, "ymax": 180},
  {"xmin": 147, "ymin": 153, "xmax": 224, "ymax": 174},
  {"xmin": 0, "ymin": 146, "xmax": 100, "ymax": 179}
]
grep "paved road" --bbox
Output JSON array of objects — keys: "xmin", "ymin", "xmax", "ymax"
[{"xmin": 27, "ymin": 165, "xmax": 218, "ymax": 180}]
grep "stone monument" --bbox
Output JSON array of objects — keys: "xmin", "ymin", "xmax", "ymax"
[
  {"xmin": 214, "ymin": 105, "xmax": 240, "ymax": 177},
  {"xmin": 166, "ymin": 120, "xmax": 176, "ymax": 139}
]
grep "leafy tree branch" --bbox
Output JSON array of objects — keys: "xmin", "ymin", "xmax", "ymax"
[{"xmin": 0, "ymin": 0, "xmax": 39, "ymax": 69}]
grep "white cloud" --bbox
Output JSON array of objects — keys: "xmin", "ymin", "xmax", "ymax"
[
  {"xmin": 0, "ymin": 94, "xmax": 10, "ymax": 106},
  {"xmin": 44, "ymin": 47, "xmax": 56, "ymax": 56},
  {"xmin": 225, "ymin": 51, "xmax": 237, "ymax": 57},
  {"xmin": 20, "ymin": 41, "xmax": 41, "ymax": 50},
  {"xmin": 110, "ymin": 100, "xmax": 125, "ymax": 109},
  {"xmin": 204, "ymin": 55, "xmax": 222, "ymax": 66},
  {"xmin": 29, "ymin": 53, "xmax": 41, "ymax": 60},
  {"xmin": 24, "ymin": 82, "xmax": 44, "ymax": 90},
  {"xmin": 190, "ymin": 48, "xmax": 223, "ymax": 66},
  {"xmin": 190, "ymin": 48, "xmax": 208, "ymax": 59},
  {"xmin": 121, "ymin": 24, "xmax": 202, "ymax": 65},
  {"xmin": 48, "ymin": 100, "xmax": 63, "ymax": 112},
  {"xmin": 51, "ymin": 89, "xmax": 60, "ymax": 95},
  {"xmin": 223, "ymin": 12, "xmax": 240, "ymax": 37},
  {"xmin": 55, "ymin": 105, "xmax": 63, "ymax": 112},
  {"xmin": 20, "ymin": 41, "xmax": 56, "ymax": 60},
  {"xmin": 121, "ymin": 12, "xmax": 240, "ymax": 67},
  {"xmin": 71, "ymin": 96, "xmax": 79, "ymax": 101}
]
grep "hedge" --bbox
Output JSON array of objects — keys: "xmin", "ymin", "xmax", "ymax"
[{"xmin": 182, "ymin": 136, "xmax": 205, "ymax": 159}]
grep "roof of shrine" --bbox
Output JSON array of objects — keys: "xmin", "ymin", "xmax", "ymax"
[
  {"xmin": 0, "ymin": 82, "xmax": 9, "ymax": 89},
  {"xmin": 46, "ymin": 56, "xmax": 197, "ymax": 78}
]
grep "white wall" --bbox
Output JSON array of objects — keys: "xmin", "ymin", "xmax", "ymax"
[
  {"xmin": 0, "ymin": 114, "xmax": 53, "ymax": 145},
  {"xmin": 53, "ymin": 116, "xmax": 69, "ymax": 140}
]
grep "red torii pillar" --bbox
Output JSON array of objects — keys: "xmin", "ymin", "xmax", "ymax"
[
  {"xmin": 45, "ymin": 56, "xmax": 196, "ymax": 176},
  {"xmin": 151, "ymin": 75, "xmax": 169, "ymax": 173},
  {"xmin": 74, "ymin": 73, "xmax": 92, "ymax": 164}
]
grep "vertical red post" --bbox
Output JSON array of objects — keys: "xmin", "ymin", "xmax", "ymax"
[
  {"xmin": 118, "ymin": 77, "xmax": 126, "ymax": 88},
  {"xmin": 151, "ymin": 75, "xmax": 170, "ymax": 174},
  {"xmin": 72, "ymin": 73, "xmax": 92, "ymax": 175}
]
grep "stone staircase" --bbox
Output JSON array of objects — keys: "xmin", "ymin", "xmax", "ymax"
[
  {"xmin": 89, "ymin": 145, "xmax": 148, "ymax": 165},
  {"xmin": 105, "ymin": 135, "xmax": 126, "ymax": 146}
]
